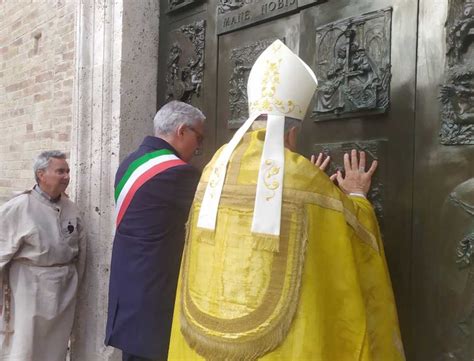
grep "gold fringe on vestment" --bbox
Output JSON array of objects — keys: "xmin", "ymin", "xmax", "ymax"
[{"xmin": 179, "ymin": 209, "xmax": 309, "ymax": 360}]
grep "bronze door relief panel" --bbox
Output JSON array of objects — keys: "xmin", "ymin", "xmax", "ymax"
[
  {"xmin": 227, "ymin": 38, "xmax": 280, "ymax": 129},
  {"xmin": 437, "ymin": 179, "xmax": 474, "ymax": 360},
  {"xmin": 437, "ymin": 7, "xmax": 474, "ymax": 359},
  {"xmin": 167, "ymin": 0, "xmax": 203, "ymax": 14},
  {"xmin": 157, "ymin": 0, "xmax": 218, "ymax": 169},
  {"xmin": 313, "ymin": 8, "xmax": 392, "ymax": 121},
  {"xmin": 216, "ymin": 14, "xmax": 300, "ymax": 144},
  {"xmin": 165, "ymin": 20, "xmax": 206, "ymax": 104},
  {"xmin": 439, "ymin": 0, "xmax": 474, "ymax": 145}
]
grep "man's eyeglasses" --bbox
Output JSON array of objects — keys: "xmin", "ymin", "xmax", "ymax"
[{"xmin": 188, "ymin": 126, "xmax": 204, "ymax": 146}]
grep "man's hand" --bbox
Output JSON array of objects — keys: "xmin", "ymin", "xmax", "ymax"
[
  {"xmin": 311, "ymin": 153, "xmax": 331, "ymax": 172},
  {"xmin": 330, "ymin": 149, "xmax": 378, "ymax": 197}
]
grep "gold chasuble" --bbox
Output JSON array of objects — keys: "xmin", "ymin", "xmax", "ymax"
[{"xmin": 168, "ymin": 130, "xmax": 405, "ymax": 361}]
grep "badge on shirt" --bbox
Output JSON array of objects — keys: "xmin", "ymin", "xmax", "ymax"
[{"xmin": 61, "ymin": 219, "xmax": 77, "ymax": 236}]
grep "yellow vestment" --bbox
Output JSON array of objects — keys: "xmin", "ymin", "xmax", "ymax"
[{"xmin": 168, "ymin": 130, "xmax": 405, "ymax": 361}]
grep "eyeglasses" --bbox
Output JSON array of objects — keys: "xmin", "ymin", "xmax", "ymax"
[{"xmin": 188, "ymin": 126, "xmax": 204, "ymax": 146}]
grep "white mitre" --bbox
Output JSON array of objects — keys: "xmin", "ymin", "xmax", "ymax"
[{"xmin": 197, "ymin": 39, "xmax": 318, "ymax": 238}]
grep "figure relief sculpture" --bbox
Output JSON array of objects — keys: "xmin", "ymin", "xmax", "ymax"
[
  {"xmin": 168, "ymin": 0, "xmax": 200, "ymax": 13},
  {"xmin": 440, "ymin": 0, "xmax": 474, "ymax": 144},
  {"xmin": 437, "ymin": 178, "xmax": 474, "ymax": 360},
  {"xmin": 313, "ymin": 8, "xmax": 392, "ymax": 121},
  {"xmin": 218, "ymin": 0, "xmax": 251, "ymax": 14},
  {"xmin": 228, "ymin": 38, "xmax": 279, "ymax": 128},
  {"xmin": 166, "ymin": 20, "xmax": 206, "ymax": 104}
]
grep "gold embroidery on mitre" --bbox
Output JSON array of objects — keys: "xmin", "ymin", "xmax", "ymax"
[
  {"xmin": 263, "ymin": 159, "xmax": 280, "ymax": 201},
  {"xmin": 270, "ymin": 40, "xmax": 282, "ymax": 53},
  {"xmin": 249, "ymin": 55, "xmax": 303, "ymax": 116}
]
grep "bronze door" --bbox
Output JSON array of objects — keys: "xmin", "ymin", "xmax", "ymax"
[
  {"xmin": 298, "ymin": 0, "xmax": 418, "ymax": 358},
  {"xmin": 157, "ymin": 0, "xmax": 474, "ymax": 359},
  {"xmin": 413, "ymin": 0, "xmax": 474, "ymax": 360}
]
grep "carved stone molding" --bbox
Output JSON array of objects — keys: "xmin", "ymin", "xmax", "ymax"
[
  {"xmin": 313, "ymin": 140, "xmax": 386, "ymax": 224},
  {"xmin": 313, "ymin": 8, "xmax": 392, "ymax": 121},
  {"xmin": 166, "ymin": 20, "xmax": 206, "ymax": 104},
  {"xmin": 70, "ymin": 1, "xmax": 159, "ymax": 360},
  {"xmin": 227, "ymin": 38, "xmax": 278, "ymax": 129},
  {"xmin": 440, "ymin": 0, "xmax": 474, "ymax": 145}
]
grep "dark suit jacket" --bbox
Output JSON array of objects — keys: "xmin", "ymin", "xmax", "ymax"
[{"xmin": 105, "ymin": 136, "xmax": 200, "ymax": 359}]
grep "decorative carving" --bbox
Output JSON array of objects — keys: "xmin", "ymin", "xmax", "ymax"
[
  {"xmin": 450, "ymin": 189, "xmax": 474, "ymax": 216},
  {"xmin": 227, "ymin": 39, "xmax": 277, "ymax": 129},
  {"xmin": 312, "ymin": 140, "xmax": 386, "ymax": 224},
  {"xmin": 437, "ymin": 179, "xmax": 474, "ymax": 361},
  {"xmin": 457, "ymin": 233, "xmax": 474, "ymax": 268},
  {"xmin": 218, "ymin": 0, "xmax": 249, "ymax": 14},
  {"xmin": 440, "ymin": 0, "xmax": 474, "ymax": 144},
  {"xmin": 312, "ymin": 8, "xmax": 392, "ymax": 121},
  {"xmin": 167, "ymin": 0, "xmax": 199, "ymax": 13},
  {"xmin": 166, "ymin": 20, "xmax": 206, "ymax": 104},
  {"xmin": 447, "ymin": 0, "xmax": 474, "ymax": 66}
]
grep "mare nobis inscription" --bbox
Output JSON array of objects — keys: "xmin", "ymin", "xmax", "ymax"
[{"xmin": 217, "ymin": 0, "xmax": 320, "ymax": 34}]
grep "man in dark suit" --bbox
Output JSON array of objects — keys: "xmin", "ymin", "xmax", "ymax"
[{"xmin": 105, "ymin": 101, "xmax": 205, "ymax": 361}]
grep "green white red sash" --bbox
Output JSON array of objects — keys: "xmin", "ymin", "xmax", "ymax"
[{"xmin": 115, "ymin": 149, "xmax": 185, "ymax": 227}]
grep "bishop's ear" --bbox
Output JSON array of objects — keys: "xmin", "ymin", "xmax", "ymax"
[{"xmin": 286, "ymin": 126, "xmax": 298, "ymax": 151}]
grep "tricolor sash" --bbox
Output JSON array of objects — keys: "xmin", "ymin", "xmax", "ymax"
[{"xmin": 115, "ymin": 149, "xmax": 185, "ymax": 227}]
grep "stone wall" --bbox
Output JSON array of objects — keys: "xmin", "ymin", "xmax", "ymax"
[
  {"xmin": 0, "ymin": 1, "xmax": 160, "ymax": 359},
  {"xmin": 0, "ymin": 0, "xmax": 75, "ymax": 204},
  {"xmin": 70, "ymin": 1, "xmax": 160, "ymax": 359}
]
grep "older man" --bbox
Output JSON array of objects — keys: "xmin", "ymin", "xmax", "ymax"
[
  {"xmin": 105, "ymin": 100, "xmax": 206, "ymax": 361},
  {"xmin": 0, "ymin": 150, "xmax": 86, "ymax": 361},
  {"xmin": 168, "ymin": 41, "xmax": 404, "ymax": 360}
]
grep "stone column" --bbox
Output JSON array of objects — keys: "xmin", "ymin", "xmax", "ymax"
[{"xmin": 70, "ymin": 0, "xmax": 159, "ymax": 359}]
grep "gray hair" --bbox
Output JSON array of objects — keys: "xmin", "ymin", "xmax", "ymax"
[
  {"xmin": 252, "ymin": 116, "xmax": 302, "ymax": 132},
  {"xmin": 33, "ymin": 150, "xmax": 66, "ymax": 183},
  {"xmin": 153, "ymin": 101, "xmax": 205, "ymax": 136}
]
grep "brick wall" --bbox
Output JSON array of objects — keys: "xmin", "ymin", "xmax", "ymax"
[{"xmin": 0, "ymin": 0, "xmax": 76, "ymax": 204}]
